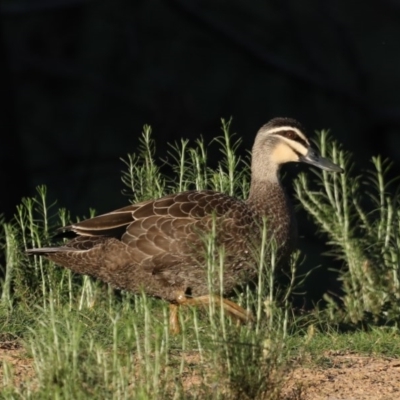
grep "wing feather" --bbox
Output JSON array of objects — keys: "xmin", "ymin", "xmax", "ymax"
[{"xmin": 56, "ymin": 190, "xmax": 254, "ymax": 276}]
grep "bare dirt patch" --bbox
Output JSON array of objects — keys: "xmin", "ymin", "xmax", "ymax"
[
  {"xmin": 0, "ymin": 342, "xmax": 36, "ymax": 391},
  {"xmin": 284, "ymin": 352, "xmax": 400, "ymax": 400}
]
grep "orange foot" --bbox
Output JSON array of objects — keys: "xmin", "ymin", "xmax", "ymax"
[{"xmin": 168, "ymin": 291, "xmax": 253, "ymax": 334}]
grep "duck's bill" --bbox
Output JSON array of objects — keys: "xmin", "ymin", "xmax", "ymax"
[{"xmin": 300, "ymin": 148, "xmax": 344, "ymax": 173}]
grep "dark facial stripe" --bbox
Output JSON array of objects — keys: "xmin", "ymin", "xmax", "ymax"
[{"xmin": 275, "ymin": 130, "xmax": 309, "ymax": 149}]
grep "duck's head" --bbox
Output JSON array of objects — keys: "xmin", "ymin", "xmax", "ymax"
[{"xmin": 252, "ymin": 117, "xmax": 343, "ymax": 181}]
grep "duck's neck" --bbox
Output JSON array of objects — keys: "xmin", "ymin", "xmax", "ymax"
[
  {"xmin": 246, "ymin": 159, "xmax": 297, "ymax": 254},
  {"xmin": 246, "ymin": 156, "xmax": 290, "ymax": 217},
  {"xmin": 246, "ymin": 178, "xmax": 288, "ymax": 218},
  {"xmin": 246, "ymin": 176, "xmax": 297, "ymax": 255}
]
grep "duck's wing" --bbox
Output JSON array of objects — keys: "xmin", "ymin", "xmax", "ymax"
[
  {"xmin": 62, "ymin": 190, "xmax": 252, "ymax": 265},
  {"xmin": 62, "ymin": 190, "xmax": 244, "ymax": 235},
  {"xmin": 122, "ymin": 190, "xmax": 253, "ymax": 270},
  {"xmin": 59, "ymin": 198, "xmax": 157, "ymax": 237}
]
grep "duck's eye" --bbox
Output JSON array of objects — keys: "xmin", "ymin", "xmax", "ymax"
[{"xmin": 283, "ymin": 130, "xmax": 297, "ymax": 140}]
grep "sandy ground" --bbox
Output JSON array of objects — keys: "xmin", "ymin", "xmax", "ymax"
[
  {"xmin": 283, "ymin": 352, "xmax": 400, "ymax": 400},
  {"xmin": 1, "ymin": 343, "xmax": 400, "ymax": 399}
]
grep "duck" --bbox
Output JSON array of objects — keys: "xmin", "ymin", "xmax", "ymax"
[{"xmin": 26, "ymin": 117, "xmax": 343, "ymax": 333}]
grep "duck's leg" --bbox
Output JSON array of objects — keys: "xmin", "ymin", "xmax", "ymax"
[
  {"xmin": 169, "ymin": 304, "xmax": 181, "ymax": 335},
  {"xmin": 174, "ymin": 291, "xmax": 253, "ymax": 325},
  {"xmin": 168, "ymin": 292, "xmax": 253, "ymax": 335}
]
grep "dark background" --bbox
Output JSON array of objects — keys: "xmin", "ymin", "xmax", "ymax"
[{"xmin": 2, "ymin": 0, "xmax": 399, "ymax": 302}]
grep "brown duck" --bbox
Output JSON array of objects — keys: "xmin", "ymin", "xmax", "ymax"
[{"xmin": 27, "ymin": 118, "xmax": 343, "ymax": 333}]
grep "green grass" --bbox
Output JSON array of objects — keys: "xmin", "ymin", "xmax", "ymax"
[
  {"xmin": 1, "ymin": 121, "xmax": 400, "ymax": 399},
  {"xmin": 295, "ymin": 131, "xmax": 400, "ymax": 326},
  {"xmin": 305, "ymin": 327, "xmax": 400, "ymax": 358}
]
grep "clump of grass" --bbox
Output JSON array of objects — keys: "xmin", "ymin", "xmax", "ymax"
[
  {"xmin": 121, "ymin": 119, "xmax": 248, "ymax": 201},
  {"xmin": 295, "ymin": 130, "xmax": 400, "ymax": 326},
  {"xmin": 21, "ymin": 296, "xmax": 175, "ymax": 399}
]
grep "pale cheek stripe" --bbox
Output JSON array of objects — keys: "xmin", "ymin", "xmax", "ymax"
[{"xmin": 277, "ymin": 136, "xmax": 308, "ymax": 156}]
